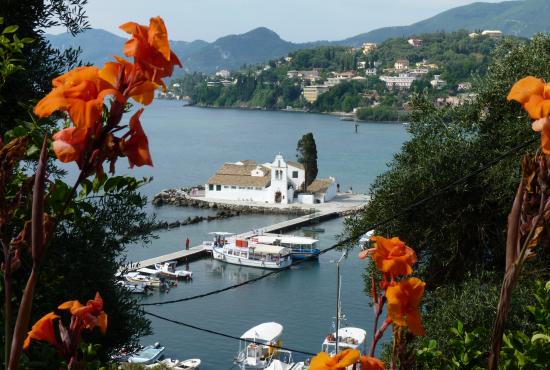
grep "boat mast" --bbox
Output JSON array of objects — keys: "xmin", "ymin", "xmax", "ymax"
[{"xmin": 335, "ymin": 250, "xmax": 347, "ymax": 353}]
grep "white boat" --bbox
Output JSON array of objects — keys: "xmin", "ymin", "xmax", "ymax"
[
  {"xmin": 128, "ymin": 343, "xmax": 165, "ymax": 364},
  {"xmin": 146, "ymin": 358, "xmax": 201, "ymax": 369},
  {"xmin": 116, "ymin": 280, "xmax": 149, "ymax": 295},
  {"xmin": 202, "ymin": 231, "xmax": 235, "ymax": 252},
  {"xmin": 322, "ymin": 327, "xmax": 367, "ymax": 355},
  {"xmin": 235, "ymin": 322, "xmax": 284, "ymax": 369},
  {"xmin": 125, "ymin": 272, "xmax": 162, "ymax": 288},
  {"xmin": 213, "ymin": 241, "xmax": 292, "ymax": 269},
  {"xmin": 153, "ymin": 261, "xmax": 193, "ymax": 280},
  {"xmin": 252, "ymin": 234, "xmax": 320, "ymax": 260},
  {"xmin": 265, "ymin": 359, "xmax": 306, "ymax": 370}
]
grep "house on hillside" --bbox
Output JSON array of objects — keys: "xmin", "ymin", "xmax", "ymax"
[
  {"xmin": 362, "ymin": 42, "xmax": 377, "ymax": 55},
  {"xmin": 204, "ymin": 154, "xmax": 337, "ymax": 204},
  {"xmin": 380, "ymin": 74, "xmax": 417, "ymax": 89},
  {"xmin": 394, "ymin": 59, "xmax": 409, "ymax": 70},
  {"xmin": 215, "ymin": 69, "xmax": 231, "ymax": 78},
  {"xmin": 407, "ymin": 38, "xmax": 423, "ymax": 48},
  {"xmin": 303, "ymin": 85, "xmax": 329, "ymax": 102},
  {"xmin": 481, "ymin": 30, "xmax": 502, "ymax": 38}
]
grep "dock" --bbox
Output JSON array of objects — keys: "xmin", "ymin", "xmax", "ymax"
[{"xmin": 125, "ymin": 193, "xmax": 368, "ymax": 271}]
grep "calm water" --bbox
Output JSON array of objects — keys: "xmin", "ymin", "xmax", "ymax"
[{"xmin": 114, "ymin": 100, "xmax": 408, "ymax": 368}]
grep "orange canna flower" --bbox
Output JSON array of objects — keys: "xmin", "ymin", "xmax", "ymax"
[
  {"xmin": 23, "ymin": 312, "xmax": 60, "ymax": 349},
  {"xmin": 99, "ymin": 58, "xmax": 159, "ymax": 105},
  {"xmin": 359, "ymin": 356, "xmax": 385, "ymax": 370},
  {"xmin": 34, "ymin": 66, "xmax": 122, "ymax": 130},
  {"xmin": 359, "ymin": 236, "xmax": 417, "ymax": 277},
  {"xmin": 309, "ymin": 349, "xmax": 361, "ymax": 370},
  {"xmin": 386, "ymin": 277, "xmax": 425, "ymax": 336},
  {"xmin": 508, "ymin": 76, "xmax": 550, "ymax": 154},
  {"xmin": 59, "ymin": 292, "xmax": 108, "ymax": 334},
  {"xmin": 51, "ymin": 127, "xmax": 89, "ymax": 163},
  {"xmin": 119, "ymin": 16, "xmax": 182, "ymax": 90},
  {"xmin": 121, "ymin": 108, "xmax": 153, "ymax": 168}
]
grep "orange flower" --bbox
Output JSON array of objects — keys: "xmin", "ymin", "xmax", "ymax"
[
  {"xmin": 119, "ymin": 16, "xmax": 182, "ymax": 90},
  {"xmin": 34, "ymin": 66, "xmax": 122, "ymax": 130},
  {"xmin": 51, "ymin": 127, "xmax": 89, "ymax": 163},
  {"xmin": 309, "ymin": 349, "xmax": 361, "ymax": 370},
  {"xmin": 121, "ymin": 108, "xmax": 153, "ymax": 168},
  {"xmin": 359, "ymin": 356, "xmax": 385, "ymax": 370},
  {"xmin": 99, "ymin": 58, "xmax": 159, "ymax": 105},
  {"xmin": 386, "ymin": 277, "xmax": 425, "ymax": 336},
  {"xmin": 508, "ymin": 76, "xmax": 550, "ymax": 154},
  {"xmin": 59, "ymin": 292, "xmax": 108, "ymax": 334},
  {"xmin": 359, "ymin": 236, "xmax": 417, "ymax": 277},
  {"xmin": 23, "ymin": 312, "xmax": 60, "ymax": 349}
]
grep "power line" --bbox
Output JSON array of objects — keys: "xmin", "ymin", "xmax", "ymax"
[
  {"xmin": 143, "ymin": 310, "xmax": 317, "ymax": 356},
  {"xmin": 140, "ymin": 137, "xmax": 537, "ymax": 307}
]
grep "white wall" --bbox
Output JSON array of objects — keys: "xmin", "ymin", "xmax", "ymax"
[
  {"xmin": 298, "ymin": 193, "xmax": 314, "ymax": 204},
  {"xmin": 287, "ymin": 164, "xmax": 305, "ymax": 190},
  {"xmin": 205, "ymin": 184, "xmax": 272, "ymax": 203}
]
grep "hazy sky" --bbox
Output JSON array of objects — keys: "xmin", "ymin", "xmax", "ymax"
[{"xmin": 53, "ymin": 0, "xmax": 512, "ymax": 42}]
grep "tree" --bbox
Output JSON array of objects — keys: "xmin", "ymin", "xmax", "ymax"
[{"xmin": 296, "ymin": 132, "xmax": 318, "ymax": 191}]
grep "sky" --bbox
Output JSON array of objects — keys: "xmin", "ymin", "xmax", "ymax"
[{"xmin": 52, "ymin": 0, "xmax": 513, "ymax": 42}]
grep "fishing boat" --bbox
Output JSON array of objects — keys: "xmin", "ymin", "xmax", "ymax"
[
  {"xmin": 116, "ymin": 280, "xmax": 149, "ymax": 295},
  {"xmin": 213, "ymin": 239, "xmax": 292, "ymax": 270},
  {"xmin": 235, "ymin": 322, "xmax": 284, "ymax": 369},
  {"xmin": 125, "ymin": 272, "xmax": 162, "ymax": 288},
  {"xmin": 127, "ymin": 343, "xmax": 165, "ymax": 364},
  {"xmin": 146, "ymin": 358, "xmax": 201, "ymax": 369},
  {"xmin": 320, "ymin": 251, "xmax": 367, "ymax": 368},
  {"xmin": 153, "ymin": 261, "xmax": 193, "ymax": 280},
  {"xmin": 253, "ymin": 234, "xmax": 320, "ymax": 260}
]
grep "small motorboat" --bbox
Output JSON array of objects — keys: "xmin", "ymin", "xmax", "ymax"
[
  {"xmin": 125, "ymin": 272, "xmax": 162, "ymax": 288},
  {"xmin": 235, "ymin": 322, "xmax": 284, "ymax": 369},
  {"xmin": 265, "ymin": 360, "xmax": 306, "ymax": 370},
  {"xmin": 154, "ymin": 261, "xmax": 193, "ymax": 280},
  {"xmin": 128, "ymin": 343, "xmax": 165, "ymax": 364},
  {"xmin": 146, "ymin": 358, "xmax": 201, "ymax": 369},
  {"xmin": 116, "ymin": 280, "xmax": 149, "ymax": 295}
]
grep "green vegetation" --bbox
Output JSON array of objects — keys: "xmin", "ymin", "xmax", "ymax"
[
  {"xmin": 296, "ymin": 133, "xmax": 318, "ymax": 190},
  {"xmin": 346, "ymin": 33, "xmax": 550, "ymax": 367},
  {"xmin": 172, "ymin": 31, "xmax": 506, "ymax": 121}
]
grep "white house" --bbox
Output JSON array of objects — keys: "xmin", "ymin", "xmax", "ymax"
[
  {"xmin": 380, "ymin": 74, "xmax": 417, "ymax": 89},
  {"xmin": 215, "ymin": 69, "xmax": 231, "ymax": 78},
  {"xmin": 204, "ymin": 154, "xmax": 336, "ymax": 204},
  {"xmin": 394, "ymin": 59, "xmax": 409, "ymax": 70}
]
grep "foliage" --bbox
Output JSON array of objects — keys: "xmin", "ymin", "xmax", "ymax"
[
  {"xmin": 344, "ymin": 34, "xmax": 550, "ymax": 287},
  {"xmin": 288, "ymin": 46, "xmax": 357, "ymax": 71},
  {"xmin": 312, "ymin": 81, "xmax": 364, "ymax": 113},
  {"xmin": 415, "ymin": 280, "xmax": 550, "ymax": 369},
  {"xmin": 356, "ymin": 106, "xmax": 408, "ymax": 122},
  {"xmin": 296, "ymin": 133, "xmax": 318, "ymax": 190}
]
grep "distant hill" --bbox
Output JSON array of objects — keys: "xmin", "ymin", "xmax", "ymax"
[
  {"xmin": 46, "ymin": 0, "xmax": 550, "ymax": 73},
  {"xmin": 341, "ymin": 0, "xmax": 549, "ymax": 46}
]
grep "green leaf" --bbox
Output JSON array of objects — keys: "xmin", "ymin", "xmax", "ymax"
[
  {"xmin": 2, "ymin": 25, "xmax": 19, "ymax": 34},
  {"xmin": 531, "ymin": 333, "xmax": 550, "ymax": 343}
]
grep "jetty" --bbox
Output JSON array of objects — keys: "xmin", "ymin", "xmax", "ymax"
[{"xmin": 125, "ymin": 193, "xmax": 368, "ymax": 271}]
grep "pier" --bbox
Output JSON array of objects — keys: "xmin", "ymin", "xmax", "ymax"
[{"xmin": 126, "ymin": 193, "xmax": 368, "ymax": 271}]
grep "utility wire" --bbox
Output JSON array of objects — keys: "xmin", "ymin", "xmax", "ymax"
[
  {"xmin": 140, "ymin": 137, "xmax": 537, "ymax": 307},
  {"xmin": 143, "ymin": 310, "xmax": 317, "ymax": 356}
]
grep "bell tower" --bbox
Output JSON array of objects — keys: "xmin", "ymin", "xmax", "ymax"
[{"xmin": 271, "ymin": 154, "xmax": 288, "ymax": 204}]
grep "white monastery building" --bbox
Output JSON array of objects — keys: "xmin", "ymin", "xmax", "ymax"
[{"xmin": 204, "ymin": 154, "xmax": 337, "ymax": 204}]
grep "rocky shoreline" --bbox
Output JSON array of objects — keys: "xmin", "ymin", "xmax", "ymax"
[
  {"xmin": 152, "ymin": 188, "xmax": 316, "ymax": 215},
  {"xmin": 152, "ymin": 210, "xmax": 239, "ymax": 230}
]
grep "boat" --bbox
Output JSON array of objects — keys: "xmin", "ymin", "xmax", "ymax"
[
  {"xmin": 213, "ymin": 240, "xmax": 292, "ymax": 270},
  {"xmin": 235, "ymin": 322, "xmax": 284, "ymax": 369},
  {"xmin": 146, "ymin": 358, "xmax": 201, "ymax": 369},
  {"xmin": 319, "ymin": 251, "xmax": 367, "ymax": 368},
  {"xmin": 116, "ymin": 280, "xmax": 149, "ymax": 295},
  {"xmin": 128, "ymin": 343, "xmax": 165, "ymax": 364},
  {"xmin": 265, "ymin": 359, "xmax": 306, "ymax": 370},
  {"xmin": 125, "ymin": 272, "xmax": 162, "ymax": 288},
  {"xmin": 252, "ymin": 234, "xmax": 320, "ymax": 260},
  {"xmin": 153, "ymin": 261, "xmax": 193, "ymax": 280},
  {"xmin": 202, "ymin": 231, "xmax": 235, "ymax": 252}
]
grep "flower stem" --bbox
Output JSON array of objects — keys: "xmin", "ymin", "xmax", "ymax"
[{"xmin": 369, "ymin": 318, "xmax": 392, "ymax": 357}]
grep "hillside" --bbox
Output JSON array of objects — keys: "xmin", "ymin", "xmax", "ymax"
[
  {"xmin": 46, "ymin": 0, "xmax": 549, "ymax": 73},
  {"xmin": 341, "ymin": 0, "xmax": 549, "ymax": 46}
]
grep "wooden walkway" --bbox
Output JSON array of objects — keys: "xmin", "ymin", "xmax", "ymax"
[{"xmin": 126, "ymin": 198, "xmax": 366, "ymax": 271}]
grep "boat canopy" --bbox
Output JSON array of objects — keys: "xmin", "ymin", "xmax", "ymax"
[
  {"xmin": 256, "ymin": 235, "xmax": 318, "ymax": 245},
  {"xmin": 323, "ymin": 327, "xmax": 367, "ymax": 346},
  {"xmin": 251, "ymin": 245, "xmax": 290, "ymax": 255},
  {"xmin": 359, "ymin": 230, "xmax": 375, "ymax": 244},
  {"xmin": 240, "ymin": 322, "xmax": 283, "ymax": 343},
  {"xmin": 209, "ymin": 231, "xmax": 235, "ymax": 236},
  {"xmin": 137, "ymin": 268, "xmax": 160, "ymax": 276}
]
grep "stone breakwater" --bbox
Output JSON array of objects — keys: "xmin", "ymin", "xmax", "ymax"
[
  {"xmin": 152, "ymin": 210, "xmax": 239, "ymax": 230},
  {"xmin": 152, "ymin": 188, "xmax": 315, "ymax": 215}
]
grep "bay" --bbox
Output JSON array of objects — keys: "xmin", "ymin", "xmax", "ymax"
[{"xmin": 114, "ymin": 100, "xmax": 409, "ymax": 368}]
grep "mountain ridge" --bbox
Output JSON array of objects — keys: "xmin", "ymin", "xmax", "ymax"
[{"xmin": 46, "ymin": 0, "xmax": 549, "ymax": 73}]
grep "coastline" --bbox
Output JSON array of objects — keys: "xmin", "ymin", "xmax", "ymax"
[{"xmin": 182, "ymin": 102, "xmax": 404, "ymax": 123}]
